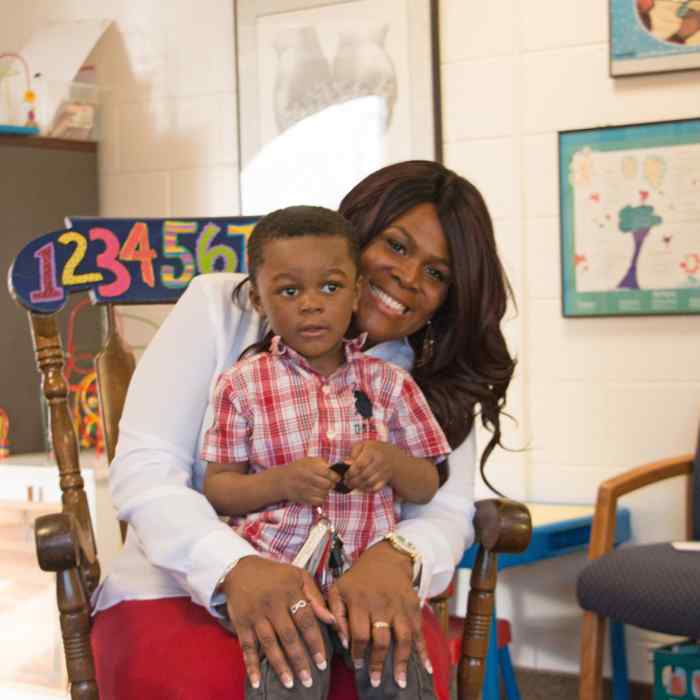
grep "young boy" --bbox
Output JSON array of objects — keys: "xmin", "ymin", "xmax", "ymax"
[{"xmin": 200, "ymin": 205, "xmax": 449, "ymax": 699}]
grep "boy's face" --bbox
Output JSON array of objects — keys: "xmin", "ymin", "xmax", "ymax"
[{"xmin": 250, "ymin": 235, "xmax": 360, "ymax": 376}]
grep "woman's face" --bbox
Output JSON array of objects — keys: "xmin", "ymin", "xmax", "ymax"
[{"xmin": 356, "ymin": 202, "xmax": 452, "ymax": 346}]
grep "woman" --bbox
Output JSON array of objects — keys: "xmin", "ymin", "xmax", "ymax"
[{"xmin": 92, "ymin": 161, "xmax": 515, "ymax": 699}]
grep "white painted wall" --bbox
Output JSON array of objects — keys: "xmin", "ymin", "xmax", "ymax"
[
  {"xmin": 441, "ymin": 0, "xmax": 700, "ymax": 684},
  {"xmin": 2, "ymin": 0, "xmax": 699, "ymax": 684}
]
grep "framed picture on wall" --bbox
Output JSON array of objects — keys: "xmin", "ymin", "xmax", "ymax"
[
  {"xmin": 610, "ymin": 0, "xmax": 700, "ymax": 76},
  {"xmin": 559, "ymin": 118, "xmax": 700, "ymax": 317},
  {"xmin": 235, "ymin": 0, "xmax": 441, "ymax": 215}
]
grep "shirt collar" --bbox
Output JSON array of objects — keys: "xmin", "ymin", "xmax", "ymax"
[
  {"xmin": 363, "ymin": 337, "xmax": 414, "ymax": 371},
  {"xmin": 269, "ymin": 333, "xmax": 368, "ymax": 375}
]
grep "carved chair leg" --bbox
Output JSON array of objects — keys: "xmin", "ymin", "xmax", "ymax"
[
  {"xmin": 58, "ymin": 567, "xmax": 99, "ymax": 700},
  {"xmin": 458, "ymin": 546, "xmax": 497, "ymax": 700},
  {"xmin": 579, "ymin": 610, "xmax": 606, "ymax": 700}
]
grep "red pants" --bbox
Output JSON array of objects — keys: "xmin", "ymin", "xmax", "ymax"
[{"xmin": 92, "ymin": 597, "xmax": 451, "ymax": 699}]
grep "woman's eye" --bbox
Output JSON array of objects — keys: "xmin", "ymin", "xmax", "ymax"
[
  {"xmin": 321, "ymin": 282, "xmax": 340, "ymax": 294},
  {"xmin": 426, "ymin": 267, "xmax": 447, "ymax": 283},
  {"xmin": 386, "ymin": 237, "xmax": 406, "ymax": 255}
]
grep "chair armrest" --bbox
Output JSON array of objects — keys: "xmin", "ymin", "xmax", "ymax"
[
  {"xmin": 35, "ymin": 511, "xmax": 98, "ymax": 694},
  {"xmin": 35, "ymin": 512, "xmax": 83, "ymax": 573},
  {"xmin": 474, "ymin": 498, "xmax": 532, "ymax": 554},
  {"xmin": 588, "ymin": 454, "xmax": 693, "ymax": 560}
]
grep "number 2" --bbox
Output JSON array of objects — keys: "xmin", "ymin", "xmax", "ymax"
[{"xmin": 58, "ymin": 232, "xmax": 103, "ymax": 286}]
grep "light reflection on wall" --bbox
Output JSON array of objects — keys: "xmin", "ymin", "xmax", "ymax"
[{"xmin": 241, "ymin": 95, "xmax": 387, "ymax": 213}]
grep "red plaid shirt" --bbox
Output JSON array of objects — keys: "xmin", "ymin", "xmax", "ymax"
[{"xmin": 201, "ymin": 335, "xmax": 450, "ymax": 579}]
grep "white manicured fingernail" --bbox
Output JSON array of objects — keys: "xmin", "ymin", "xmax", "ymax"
[
  {"xmin": 425, "ymin": 659, "xmax": 433, "ymax": 674},
  {"xmin": 314, "ymin": 653, "xmax": 327, "ymax": 670},
  {"xmin": 397, "ymin": 672, "xmax": 407, "ymax": 688},
  {"xmin": 250, "ymin": 675, "xmax": 260, "ymax": 689},
  {"xmin": 353, "ymin": 658, "xmax": 364, "ymax": 670},
  {"xmin": 282, "ymin": 673, "xmax": 294, "ymax": 689},
  {"xmin": 340, "ymin": 635, "xmax": 349, "ymax": 649},
  {"xmin": 300, "ymin": 671, "xmax": 313, "ymax": 688},
  {"xmin": 371, "ymin": 672, "xmax": 381, "ymax": 688}
]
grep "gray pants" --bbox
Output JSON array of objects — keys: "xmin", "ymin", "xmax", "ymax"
[{"xmin": 246, "ymin": 623, "xmax": 437, "ymax": 700}]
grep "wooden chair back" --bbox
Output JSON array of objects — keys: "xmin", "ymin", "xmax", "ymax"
[{"xmin": 9, "ymin": 215, "xmax": 531, "ymax": 700}]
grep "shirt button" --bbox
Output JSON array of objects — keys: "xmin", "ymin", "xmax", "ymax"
[{"xmin": 326, "ymin": 429, "xmax": 337, "ymax": 439}]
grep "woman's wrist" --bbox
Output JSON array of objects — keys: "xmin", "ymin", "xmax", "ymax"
[{"xmin": 365, "ymin": 541, "xmax": 414, "ymax": 580}]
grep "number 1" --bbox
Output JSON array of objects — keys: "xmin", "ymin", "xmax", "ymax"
[{"xmin": 30, "ymin": 242, "xmax": 64, "ymax": 304}]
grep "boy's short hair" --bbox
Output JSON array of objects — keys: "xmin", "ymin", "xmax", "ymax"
[{"xmin": 247, "ymin": 205, "xmax": 361, "ymax": 281}]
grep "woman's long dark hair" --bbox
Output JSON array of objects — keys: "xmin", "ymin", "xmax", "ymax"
[{"xmin": 339, "ymin": 161, "xmax": 516, "ymax": 486}]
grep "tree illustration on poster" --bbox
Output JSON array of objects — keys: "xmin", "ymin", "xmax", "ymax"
[{"xmin": 617, "ymin": 204, "xmax": 663, "ymax": 289}]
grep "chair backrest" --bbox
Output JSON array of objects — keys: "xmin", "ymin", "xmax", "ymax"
[
  {"xmin": 9, "ymin": 215, "xmax": 257, "ymax": 545},
  {"xmin": 10, "ymin": 215, "xmax": 257, "ymax": 460}
]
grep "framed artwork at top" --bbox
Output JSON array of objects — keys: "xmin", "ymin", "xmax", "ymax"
[
  {"xmin": 610, "ymin": 0, "xmax": 700, "ymax": 76},
  {"xmin": 235, "ymin": 0, "xmax": 441, "ymax": 215},
  {"xmin": 559, "ymin": 118, "xmax": 700, "ymax": 317}
]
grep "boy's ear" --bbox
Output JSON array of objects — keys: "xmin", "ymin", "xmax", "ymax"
[
  {"xmin": 352, "ymin": 275, "xmax": 362, "ymax": 312},
  {"xmin": 249, "ymin": 284, "xmax": 264, "ymax": 317}
]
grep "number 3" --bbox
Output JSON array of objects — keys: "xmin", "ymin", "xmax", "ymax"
[{"xmin": 90, "ymin": 228, "xmax": 131, "ymax": 297}]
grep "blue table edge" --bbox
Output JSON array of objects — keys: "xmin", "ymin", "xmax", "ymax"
[{"xmin": 459, "ymin": 506, "xmax": 632, "ymax": 570}]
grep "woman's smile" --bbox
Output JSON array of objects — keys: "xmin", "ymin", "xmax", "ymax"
[{"xmin": 368, "ymin": 282, "xmax": 409, "ymax": 316}]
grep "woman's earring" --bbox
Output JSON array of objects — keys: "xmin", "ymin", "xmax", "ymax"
[{"xmin": 417, "ymin": 320, "xmax": 435, "ymax": 367}]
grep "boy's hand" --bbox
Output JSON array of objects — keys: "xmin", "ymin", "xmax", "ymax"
[
  {"xmin": 282, "ymin": 457, "xmax": 339, "ymax": 506},
  {"xmin": 344, "ymin": 441, "xmax": 398, "ymax": 492}
]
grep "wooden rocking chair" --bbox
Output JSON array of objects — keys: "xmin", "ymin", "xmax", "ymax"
[{"xmin": 8, "ymin": 215, "xmax": 532, "ymax": 700}]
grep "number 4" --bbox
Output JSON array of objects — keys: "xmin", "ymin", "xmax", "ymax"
[{"xmin": 120, "ymin": 223, "xmax": 156, "ymax": 287}]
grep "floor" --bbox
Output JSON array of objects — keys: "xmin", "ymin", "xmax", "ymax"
[{"xmin": 0, "ymin": 507, "xmax": 68, "ymax": 698}]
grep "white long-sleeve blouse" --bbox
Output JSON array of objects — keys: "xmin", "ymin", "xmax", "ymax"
[{"xmin": 94, "ymin": 273, "xmax": 475, "ymax": 614}]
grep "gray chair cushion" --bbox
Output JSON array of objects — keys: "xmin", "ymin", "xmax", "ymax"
[{"xmin": 577, "ymin": 542, "xmax": 700, "ymax": 638}]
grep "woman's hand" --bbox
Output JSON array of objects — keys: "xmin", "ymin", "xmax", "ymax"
[
  {"xmin": 326, "ymin": 541, "xmax": 431, "ymax": 689},
  {"xmin": 344, "ymin": 440, "xmax": 399, "ymax": 492},
  {"xmin": 281, "ymin": 457, "xmax": 340, "ymax": 506},
  {"xmin": 223, "ymin": 556, "xmax": 336, "ymax": 690}
]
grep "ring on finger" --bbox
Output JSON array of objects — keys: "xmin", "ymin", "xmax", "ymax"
[
  {"xmin": 372, "ymin": 621, "xmax": 390, "ymax": 629},
  {"xmin": 290, "ymin": 599, "xmax": 308, "ymax": 615}
]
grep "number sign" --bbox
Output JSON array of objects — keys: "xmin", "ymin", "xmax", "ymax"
[{"xmin": 9, "ymin": 217, "xmax": 258, "ymax": 313}]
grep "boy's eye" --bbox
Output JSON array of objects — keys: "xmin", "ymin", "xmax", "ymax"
[
  {"xmin": 279, "ymin": 287, "xmax": 298, "ymax": 297},
  {"xmin": 321, "ymin": 282, "xmax": 341, "ymax": 294}
]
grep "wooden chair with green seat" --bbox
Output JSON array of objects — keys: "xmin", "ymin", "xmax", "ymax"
[{"xmin": 8, "ymin": 215, "xmax": 532, "ymax": 700}]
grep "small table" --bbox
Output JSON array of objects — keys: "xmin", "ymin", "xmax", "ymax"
[
  {"xmin": 0, "ymin": 451, "xmax": 122, "ymax": 570},
  {"xmin": 459, "ymin": 502, "xmax": 632, "ymax": 700}
]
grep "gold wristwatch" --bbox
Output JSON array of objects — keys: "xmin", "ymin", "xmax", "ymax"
[{"xmin": 382, "ymin": 532, "xmax": 423, "ymax": 588}]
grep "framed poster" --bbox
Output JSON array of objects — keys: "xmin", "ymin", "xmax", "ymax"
[
  {"xmin": 610, "ymin": 0, "xmax": 700, "ymax": 76},
  {"xmin": 235, "ymin": 0, "xmax": 441, "ymax": 215},
  {"xmin": 559, "ymin": 118, "xmax": 700, "ymax": 317}
]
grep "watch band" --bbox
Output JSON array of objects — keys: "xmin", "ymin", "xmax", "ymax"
[{"xmin": 382, "ymin": 532, "xmax": 423, "ymax": 587}]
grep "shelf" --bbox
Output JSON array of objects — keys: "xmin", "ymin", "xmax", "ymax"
[{"xmin": 0, "ymin": 134, "xmax": 97, "ymax": 152}]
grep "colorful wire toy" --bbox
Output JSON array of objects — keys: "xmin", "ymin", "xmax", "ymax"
[
  {"xmin": 0, "ymin": 52, "xmax": 37, "ymax": 128},
  {"xmin": 0, "ymin": 408, "xmax": 10, "ymax": 459},
  {"xmin": 65, "ymin": 297, "xmax": 104, "ymax": 454}
]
